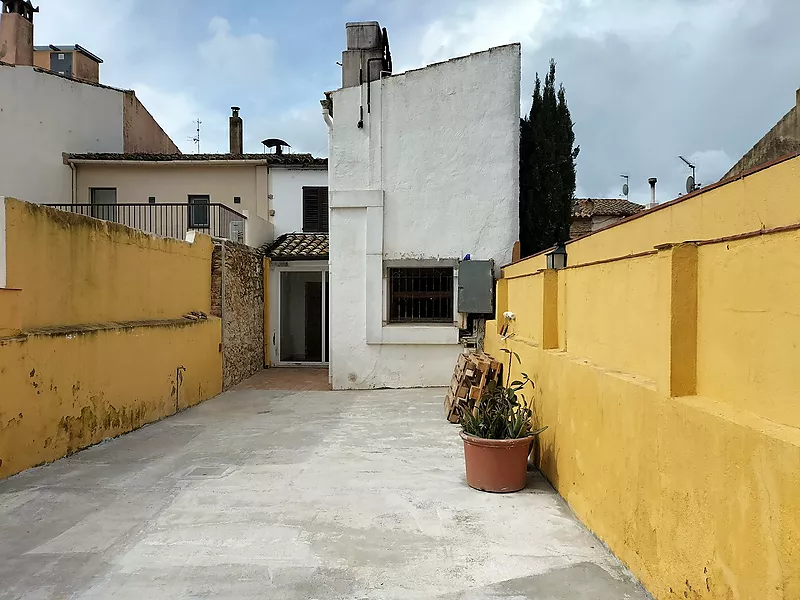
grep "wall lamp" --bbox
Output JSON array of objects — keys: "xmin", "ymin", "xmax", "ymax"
[{"xmin": 546, "ymin": 243, "xmax": 568, "ymax": 270}]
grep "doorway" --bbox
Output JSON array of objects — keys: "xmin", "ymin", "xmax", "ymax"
[{"xmin": 279, "ymin": 270, "xmax": 329, "ymax": 364}]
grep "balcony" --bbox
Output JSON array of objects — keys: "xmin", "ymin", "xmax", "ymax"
[{"xmin": 45, "ymin": 203, "xmax": 247, "ymax": 243}]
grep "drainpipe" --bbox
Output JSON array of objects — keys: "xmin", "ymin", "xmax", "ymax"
[
  {"xmin": 69, "ymin": 162, "xmax": 77, "ymax": 204},
  {"xmin": 648, "ymin": 178, "xmax": 658, "ymax": 209}
]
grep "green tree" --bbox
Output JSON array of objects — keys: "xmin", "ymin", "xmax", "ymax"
[{"xmin": 519, "ymin": 59, "xmax": 579, "ymax": 257}]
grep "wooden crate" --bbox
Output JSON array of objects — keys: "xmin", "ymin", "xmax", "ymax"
[{"xmin": 444, "ymin": 352, "xmax": 503, "ymax": 423}]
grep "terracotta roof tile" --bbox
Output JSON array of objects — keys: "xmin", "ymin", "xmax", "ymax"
[
  {"xmin": 65, "ymin": 152, "xmax": 327, "ymax": 167},
  {"xmin": 572, "ymin": 198, "xmax": 644, "ymax": 218},
  {"xmin": 262, "ymin": 232, "xmax": 329, "ymax": 260}
]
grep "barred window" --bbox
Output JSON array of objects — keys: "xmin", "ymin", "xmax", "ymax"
[{"xmin": 388, "ymin": 267, "xmax": 454, "ymax": 323}]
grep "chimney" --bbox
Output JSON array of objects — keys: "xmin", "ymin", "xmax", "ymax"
[
  {"xmin": 341, "ymin": 21, "xmax": 391, "ymax": 88},
  {"xmin": 229, "ymin": 106, "xmax": 243, "ymax": 155},
  {"xmin": 0, "ymin": 0, "xmax": 38, "ymax": 66},
  {"xmin": 648, "ymin": 178, "xmax": 658, "ymax": 209}
]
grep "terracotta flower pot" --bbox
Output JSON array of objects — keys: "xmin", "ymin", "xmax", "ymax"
[{"xmin": 460, "ymin": 432, "xmax": 533, "ymax": 493}]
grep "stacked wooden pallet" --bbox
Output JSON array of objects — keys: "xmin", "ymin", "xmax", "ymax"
[{"xmin": 444, "ymin": 352, "xmax": 503, "ymax": 423}]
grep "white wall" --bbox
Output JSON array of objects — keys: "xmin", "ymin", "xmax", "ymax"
[
  {"xmin": 269, "ymin": 167, "xmax": 328, "ymax": 235},
  {"xmin": 328, "ymin": 44, "xmax": 521, "ymax": 390},
  {"xmin": 0, "ymin": 65, "xmax": 124, "ymax": 205}
]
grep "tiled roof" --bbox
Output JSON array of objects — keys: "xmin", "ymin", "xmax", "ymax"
[
  {"xmin": 262, "ymin": 232, "xmax": 329, "ymax": 260},
  {"xmin": 572, "ymin": 198, "xmax": 644, "ymax": 218},
  {"xmin": 65, "ymin": 153, "xmax": 328, "ymax": 167}
]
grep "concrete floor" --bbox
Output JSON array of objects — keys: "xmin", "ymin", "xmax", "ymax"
[{"xmin": 0, "ymin": 386, "xmax": 650, "ymax": 599}]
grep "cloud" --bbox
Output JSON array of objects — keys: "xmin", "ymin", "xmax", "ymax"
[{"xmin": 198, "ymin": 16, "xmax": 275, "ymax": 82}]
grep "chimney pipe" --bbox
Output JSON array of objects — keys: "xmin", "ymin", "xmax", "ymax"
[
  {"xmin": 0, "ymin": 0, "xmax": 38, "ymax": 66},
  {"xmin": 648, "ymin": 177, "xmax": 658, "ymax": 209},
  {"xmin": 229, "ymin": 106, "xmax": 243, "ymax": 155}
]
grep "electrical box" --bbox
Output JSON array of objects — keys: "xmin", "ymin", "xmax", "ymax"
[{"xmin": 457, "ymin": 260, "xmax": 494, "ymax": 314}]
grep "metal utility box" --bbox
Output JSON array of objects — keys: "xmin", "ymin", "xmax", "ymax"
[{"xmin": 457, "ymin": 260, "xmax": 494, "ymax": 314}]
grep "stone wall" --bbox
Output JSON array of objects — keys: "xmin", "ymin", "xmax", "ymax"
[{"xmin": 211, "ymin": 240, "xmax": 265, "ymax": 389}]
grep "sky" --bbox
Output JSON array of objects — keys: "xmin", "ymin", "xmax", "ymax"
[{"xmin": 33, "ymin": 0, "xmax": 800, "ymax": 205}]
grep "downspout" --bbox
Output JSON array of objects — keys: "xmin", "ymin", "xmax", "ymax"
[{"xmin": 69, "ymin": 162, "xmax": 77, "ymax": 204}]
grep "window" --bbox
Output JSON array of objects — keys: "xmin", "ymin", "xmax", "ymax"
[
  {"xmin": 233, "ymin": 196, "xmax": 241, "ymax": 204},
  {"xmin": 148, "ymin": 196, "xmax": 156, "ymax": 204},
  {"xmin": 188, "ymin": 195, "xmax": 210, "ymax": 229},
  {"xmin": 90, "ymin": 188, "xmax": 117, "ymax": 221},
  {"xmin": 388, "ymin": 267, "xmax": 454, "ymax": 323},
  {"xmin": 302, "ymin": 186, "xmax": 329, "ymax": 232}
]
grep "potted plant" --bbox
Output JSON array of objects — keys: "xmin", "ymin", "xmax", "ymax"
[{"xmin": 459, "ymin": 350, "xmax": 547, "ymax": 493}]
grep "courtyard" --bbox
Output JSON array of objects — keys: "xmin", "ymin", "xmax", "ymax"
[{"xmin": 0, "ymin": 378, "xmax": 648, "ymax": 599}]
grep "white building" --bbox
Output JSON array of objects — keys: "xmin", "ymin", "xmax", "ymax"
[
  {"xmin": 324, "ymin": 24, "xmax": 520, "ymax": 389},
  {"xmin": 0, "ymin": 1, "xmax": 178, "ymax": 206}
]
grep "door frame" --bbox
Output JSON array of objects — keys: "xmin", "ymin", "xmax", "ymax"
[{"xmin": 271, "ymin": 261, "xmax": 329, "ymax": 367}]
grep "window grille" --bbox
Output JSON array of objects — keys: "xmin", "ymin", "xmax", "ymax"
[{"xmin": 388, "ymin": 267, "xmax": 454, "ymax": 323}]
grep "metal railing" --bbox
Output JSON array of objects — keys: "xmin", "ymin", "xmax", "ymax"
[{"xmin": 45, "ymin": 203, "xmax": 247, "ymax": 243}]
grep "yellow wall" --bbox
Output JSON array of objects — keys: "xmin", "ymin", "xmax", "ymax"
[
  {"xmin": 0, "ymin": 198, "xmax": 224, "ymax": 479},
  {"xmin": 487, "ymin": 157, "xmax": 800, "ymax": 599},
  {"xmin": 696, "ymin": 228, "xmax": 800, "ymax": 428},
  {"xmin": 0, "ymin": 319, "xmax": 221, "ymax": 479},
  {"xmin": 4, "ymin": 198, "xmax": 213, "ymax": 330},
  {"xmin": 505, "ymin": 154, "xmax": 800, "ymax": 276}
]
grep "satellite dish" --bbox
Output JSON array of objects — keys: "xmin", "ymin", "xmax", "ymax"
[
  {"xmin": 686, "ymin": 175, "xmax": 695, "ymax": 194},
  {"xmin": 622, "ymin": 183, "xmax": 629, "ymax": 197}
]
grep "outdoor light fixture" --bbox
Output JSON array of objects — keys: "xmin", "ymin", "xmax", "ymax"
[{"xmin": 546, "ymin": 243, "xmax": 568, "ymax": 270}]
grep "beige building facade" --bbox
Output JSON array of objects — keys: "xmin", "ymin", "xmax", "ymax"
[{"xmin": 69, "ymin": 154, "xmax": 327, "ymax": 248}]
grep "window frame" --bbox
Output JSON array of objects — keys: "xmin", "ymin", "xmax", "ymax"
[
  {"xmin": 188, "ymin": 194, "xmax": 210, "ymax": 229},
  {"xmin": 89, "ymin": 187, "xmax": 117, "ymax": 221},
  {"xmin": 386, "ymin": 266, "xmax": 456, "ymax": 325},
  {"xmin": 302, "ymin": 186, "xmax": 329, "ymax": 233}
]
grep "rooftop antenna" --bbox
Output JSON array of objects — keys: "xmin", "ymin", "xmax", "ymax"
[
  {"xmin": 188, "ymin": 118, "xmax": 202, "ymax": 153},
  {"xmin": 679, "ymin": 155, "xmax": 699, "ymax": 194},
  {"xmin": 620, "ymin": 174, "xmax": 630, "ymax": 200}
]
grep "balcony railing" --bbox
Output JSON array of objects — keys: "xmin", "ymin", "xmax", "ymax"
[{"xmin": 45, "ymin": 203, "xmax": 247, "ymax": 243}]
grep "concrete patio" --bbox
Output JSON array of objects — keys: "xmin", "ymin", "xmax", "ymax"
[{"xmin": 0, "ymin": 383, "xmax": 649, "ymax": 599}]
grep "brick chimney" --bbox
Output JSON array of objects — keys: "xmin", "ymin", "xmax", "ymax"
[
  {"xmin": 229, "ymin": 106, "xmax": 243, "ymax": 155},
  {"xmin": 0, "ymin": 0, "xmax": 38, "ymax": 66}
]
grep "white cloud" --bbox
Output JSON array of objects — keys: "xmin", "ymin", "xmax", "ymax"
[{"xmin": 198, "ymin": 16, "xmax": 275, "ymax": 81}]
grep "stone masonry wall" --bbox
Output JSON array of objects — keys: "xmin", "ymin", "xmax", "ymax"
[{"xmin": 211, "ymin": 240, "xmax": 264, "ymax": 390}]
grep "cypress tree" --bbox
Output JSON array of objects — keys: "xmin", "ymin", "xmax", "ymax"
[{"xmin": 519, "ymin": 60, "xmax": 579, "ymax": 257}]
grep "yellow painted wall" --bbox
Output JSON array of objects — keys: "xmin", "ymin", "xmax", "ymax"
[
  {"xmin": 505, "ymin": 154, "xmax": 800, "ymax": 276},
  {"xmin": 486, "ymin": 157, "xmax": 800, "ymax": 599},
  {"xmin": 0, "ymin": 319, "xmax": 222, "ymax": 479},
  {"xmin": 0, "ymin": 198, "xmax": 225, "ymax": 479},
  {"xmin": 561, "ymin": 253, "xmax": 671, "ymax": 388},
  {"xmin": 696, "ymin": 228, "xmax": 800, "ymax": 428},
  {"xmin": 4, "ymin": 198, "xmax": 213, "ymax": 330}
]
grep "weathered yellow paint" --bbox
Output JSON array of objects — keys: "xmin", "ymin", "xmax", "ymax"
[
  {"xmin": 0, "ymin": 318, "xmax": 222, "ymax": 479},
  {"xmin": 3, "ymin": 198, "xmax": 213, "ymax": 330},
  {"xmin": 0, "ymin": 198, "xmax": 224, "ymax": 479},
  {"xmin": 486, "ymin": 158, "xmax": 800, "ymax": 599},
  {"xmin": 0, "ymin": 288, "xmax": 21, "ymax": 337}
]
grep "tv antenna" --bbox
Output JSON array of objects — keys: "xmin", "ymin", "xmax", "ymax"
[
  {"xmin": 679, "ymin": 156, "xmax": 700, "ymax": 194},
  {"xmin": 621, "ymin": 174, "xmax": 629, "ymax": 200},
  {"xmin": 188, "ymin": 118, "xmax": 202, "ymax": 153}
]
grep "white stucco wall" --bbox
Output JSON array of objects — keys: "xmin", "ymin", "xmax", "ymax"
[
  {"xmin": 269, "ymin": 167, "xmax": 329, "ymax": 235},
  {"xmin": 328, "ymin": 44, "xmax": 521, "ymax": 390},
  {"xmin": 0, "ymin": 65, "xmax": 124, "ymax": 205}
]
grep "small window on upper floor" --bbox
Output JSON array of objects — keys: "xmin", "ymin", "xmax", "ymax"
[{"xmin": 302, "ymin": 186, "xmax": 329, "ymax": 233}]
